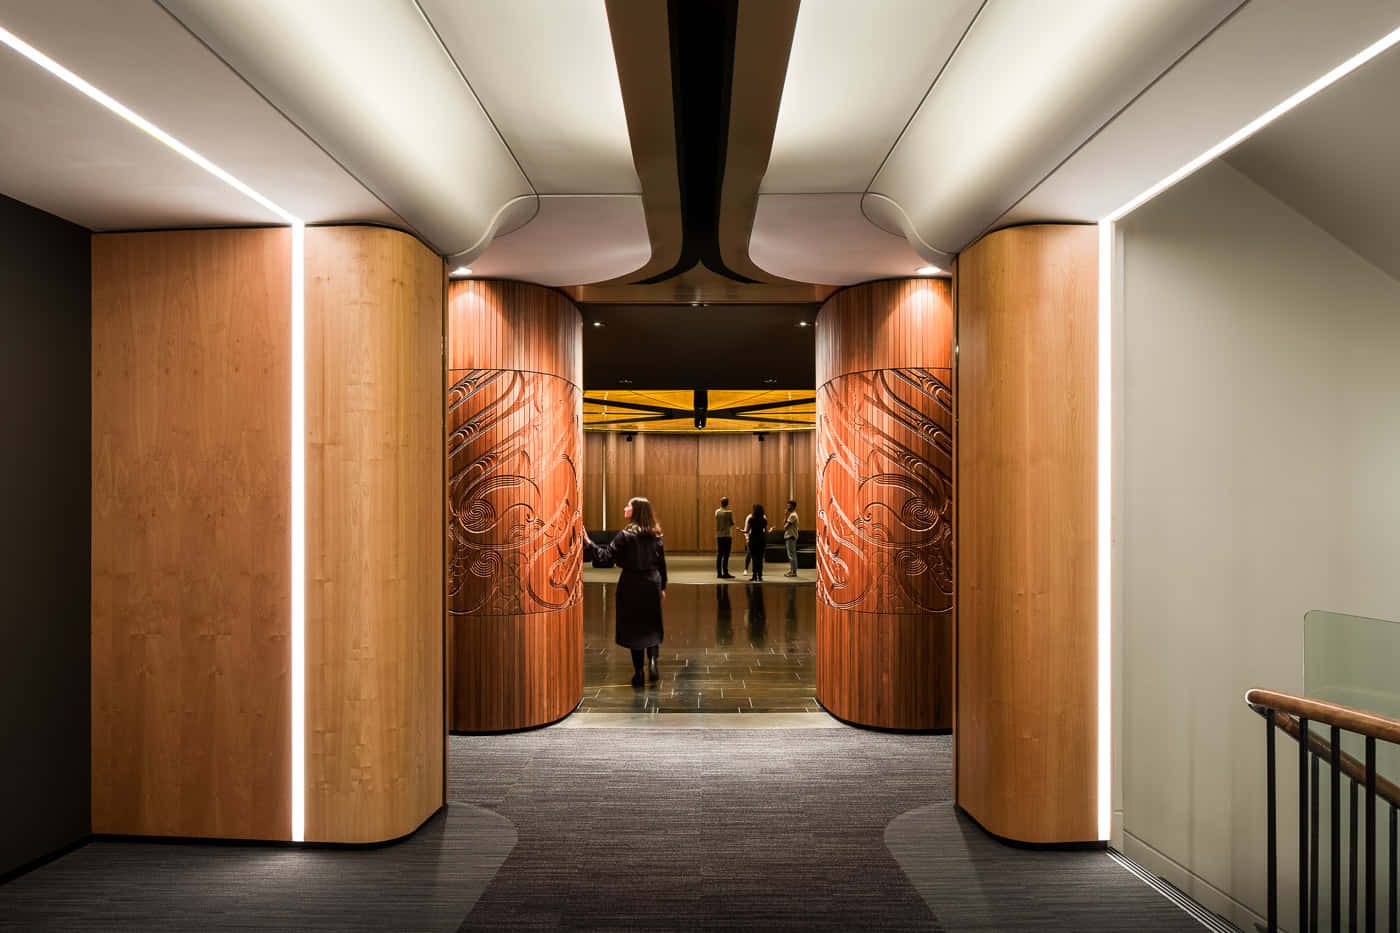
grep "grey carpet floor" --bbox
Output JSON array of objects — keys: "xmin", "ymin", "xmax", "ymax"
[
  {"xmin": 0, "ymin": 804, "xmax": 514, "ymax": 931},
  {"xmin": 448, "ymin": 728, "xmax": 1206, "ymax": 931},
  {"xmin": 888, "ymin": 804, "xmax": 1205, "ymax": 932}
]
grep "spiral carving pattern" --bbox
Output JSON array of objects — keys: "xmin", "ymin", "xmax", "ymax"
[
  {"xmin": 447, "ymin": 368, "xmax": 583, "ymax": 617},
  {"xmin": 816, "ymin": 367, "xmax": 953, "ymax": 617}
]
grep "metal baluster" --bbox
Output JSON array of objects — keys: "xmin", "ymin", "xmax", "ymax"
[
  {"xmin": 1388, "ymin": 805, "xmax": 1395, "ymax": 933},
  {"xmin": 1353, "ymin": 780, "xmax": 1360, "ymax": 932},
  {"xmin": 1312, "ymin": 751, "xmax": 1320, "ymax": 933},
  {"xmin": 1336, "ymin": 727, "xmax": 1344, "ymax": 933},
  {"xmin": 1301, "ymin": 716, "xmax": 1310, "ymax": 931},
  {"xmin": 1268, "ymin": 709, "xmax": 1278, "ymax": 933},
  {"xmin": 1367, "ymin": 737, "xmax": 1377, "ymax": 933}
]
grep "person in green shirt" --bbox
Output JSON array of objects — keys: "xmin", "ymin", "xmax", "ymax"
[
  {"xmin": 782, "ymin": 499, "xmax": 799, "ymax": 577},
  {"xmin": 714, "ymin": 496, "xmax": 736, "ymax": 579}
]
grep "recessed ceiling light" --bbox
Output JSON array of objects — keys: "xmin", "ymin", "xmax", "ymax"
[
  {"xmin": 618, "ymin": 378, "xmax": 633, "ymax": 385},
  {"xmin": 591, "ymin": 321, "xmax": 604, "ymax": 328},
  {"xmin": 763, "ymin": 378, "xmax": 777, "ymax": 384},
  {"xmin": 916, "ymin": 265, "xmax": 941, "ymax": 275},
  {"xmin": 451, "ymin": 266, "xmax": 473, "ymax": 277},
  {"xmin": 797, "ymin": 321, "xmax": 810, "ymax": 327}
]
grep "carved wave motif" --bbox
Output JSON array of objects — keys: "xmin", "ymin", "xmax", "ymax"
[
  {"xmin": 816, "ymin": 368, "xmax": 953, "ymax": 616},
  {"xmin": 447, "ymin": 369, "xmax": 582, "ymax": 617}
]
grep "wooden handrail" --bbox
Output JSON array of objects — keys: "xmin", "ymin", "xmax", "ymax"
[
  {"xmin": 1248, "ymin": 703, "xmax": 1400, "ymax": 809},
  {"xmin": 1245, "ymin": 689, "xmax": 1400, "ymax": 746}
]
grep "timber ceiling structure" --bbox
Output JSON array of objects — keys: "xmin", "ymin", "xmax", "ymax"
[{"xmin": 2, "ymin": 0, "xmax": 1398, "ymax": 385}]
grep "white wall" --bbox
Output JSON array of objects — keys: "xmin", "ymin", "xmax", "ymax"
[{"xmin": 1116, "ymin": 159, "xmax": 1400, "ymax": 931}]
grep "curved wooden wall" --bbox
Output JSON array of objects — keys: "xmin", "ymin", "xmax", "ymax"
[
  {"xmin": 448, "ymin": 280, "xmax": 584, "ymax": 731},
  {"xmin": 814, "ymin": 279, "xmax": 954, "ymax": 730},
  {"xmin": 92, "ymin": 229, "xmax": 293, "ymax": 840},
  {"xmin": 92, "ymin": 226, "xmax": 445, "ymax": 844},
  {"xmin": 304, "ymin": 227, "xmax": 444, "ymax": 844},
  {"xmin": 956, "ymin": 224, "xmax": 1098, "ymax": 844}
]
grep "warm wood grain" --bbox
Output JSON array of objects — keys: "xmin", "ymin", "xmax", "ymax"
[
  {"xmin": 451, "ymin": 608, "xmax": 583, "ymax": 732},
  {"xmin": 303, "ymin": 227, "xmax": 444, "ymax": 844},
  {"xmin": 448, "ymin": 279, "xmax": 584, "ymax": 731},
  {"xmin": 813, "ymin": 279, "xmax": 955, "ymax": 731},
  {"xmin": 447, "ymin": 279, "xmax": 581, "ymax": 385},
  {"xmin": 816, "ymin": 278, "xmax": 955, "ymax": 384},
  {"xmin": 956, "ymin": 224, "xmax": 1098, "ymax": 843},
  {"xmin": 582, "ymin": 431, "xmax": 816, "ymax": 553},
  {"xmin": 1247, "ymin": 690, "xmax": 1400, "ymax": 746},
  {"xmin": 91, "ymin": 229, "xmax": 292, "ymax": 840}
]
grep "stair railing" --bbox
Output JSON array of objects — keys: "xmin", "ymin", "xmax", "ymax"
[{"xmin": 1247, "ymin": 688, "xmax": 1400, "ymax": 933}]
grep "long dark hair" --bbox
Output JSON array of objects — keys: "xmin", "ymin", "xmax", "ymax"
[
  {"xmin": 627, "ymin": 497, "xmax": 662, "ymax": 537},
  {"xmin": 750, "ymin": 504, "xmax": 767, "ymax": 531}
]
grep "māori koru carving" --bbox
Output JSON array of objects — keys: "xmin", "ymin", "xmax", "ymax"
[
  {"xmin": 816, "ymin": 367, "xmax": 953, "ymax": 616},
  {"xmin": 447, "ymin": 369, "xmax": 583, "ymax": 617}
]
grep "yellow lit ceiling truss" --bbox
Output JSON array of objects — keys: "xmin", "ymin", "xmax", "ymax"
[{"xmin": 583, "ymin": 389, "xmax": 814, "ymax": 433}]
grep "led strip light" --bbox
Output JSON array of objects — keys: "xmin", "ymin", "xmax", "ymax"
[
  {"xmin": 1093, "ymin": 22, "xmax": 1400, "ymax": 843},
  {"xmin": 0, "ymin": 24, "xmax": 309, "ymax": 842}
]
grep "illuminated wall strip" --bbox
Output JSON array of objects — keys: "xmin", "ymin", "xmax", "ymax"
[
  {"xmin": 1096, "ymin": 220, "xmax": 1113, "ymax": 842},
  {"xmin": 1095, "ymin": 21, "xmax": 1400, "ymax": 844},
  {"xmin": 289, "ymin": 222, "xmax": 306, "ymax": 842},
  {"xmin": 0, "ymin": 23, "xmax": 307, "ymax": 840}
]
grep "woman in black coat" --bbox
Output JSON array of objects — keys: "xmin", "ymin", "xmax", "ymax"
[
  {"xmin": 584, "ymin": 497, "xmax": 668, "ymax": 688},
  {"xmin": 743, "ymin": 504, "xmax": 769, "ymax": 582}
]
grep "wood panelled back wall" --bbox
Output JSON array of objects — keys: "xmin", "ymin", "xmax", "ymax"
[
  {"xmin": 92, "ymin": 229, "xmax": 292, "ymax": 840},
  {"xmin": 582, "ymin": 432, "xmax": 814, "ymax": 553},
  {"xmin": 304, "ymin": 227, "xmax": 444, "ymax": 844},
  {"xmin": 448, "ymin": 280, "xmax": 583, "ymax": 732},
  {"xmin": 814, "ymin": 279, "xmax": 954, "ymax": 731},
  {"xmin": 956, "ymin": 224, "xmax": 1098, "ymax": 844}
]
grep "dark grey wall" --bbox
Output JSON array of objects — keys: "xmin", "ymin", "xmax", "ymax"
[{"xmin": 0, "ymin": 194, "xmax": 90, "ymax": 876}]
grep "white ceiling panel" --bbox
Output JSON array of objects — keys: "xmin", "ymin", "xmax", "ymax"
[
  {"xmin": 750, "ymin": 194, "xmax": 931, "ymax": 286},
  {"xmin": 0, "ymin": 0, "xmax": 400, "ymax": 228},
  {"xmin": 161, "ymin": 0, "xmax": 533, "ymax": 256},
  {"xmin": 0, "ymin": 42, "xmax": 282, "ymax": 229},
  {"xmin": 419, "ymin": 0, "xmax": 638, "ymax": 195},
  {"xmin": 999, "ymin": 0, "xmax": 1400, "ymax": 230},
  {"xmin": 1225, "ymin": 44, "xmax": 1400, "ymax": 283},
  {"xmin": 761, "ymin": 0, "xmax": 982, "ymax": 193},
  {"xmin": 869, "ymin": 0, "xmax": 1239, "ymax": 254},
  {"xmin": 463, "ymin": 195, "xmax": 649, "ymax": 287}
]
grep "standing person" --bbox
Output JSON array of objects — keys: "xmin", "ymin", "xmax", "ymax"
[
  {"xmin": 743, "ymin": 504, "xmax": 769, "ymax": 582},
  {"xmin": 715, "ymin": 496, "xmax": 736, "ymax": 579},
  {"xmin": 583, "ymin": 497, "xmax": 667, "ymax": 688},
  {"xmin": 782, "ymin": 499, "xmax": 800, "ymax": 578}
]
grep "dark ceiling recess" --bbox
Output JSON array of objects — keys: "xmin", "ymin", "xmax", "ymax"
[
  {"xmin": 636, "ymin": 0, "xmax": 755, "ymax": 285},
  {"xmin": 582, "ymin": 303, "xmax": 818, "ymax": 389}
]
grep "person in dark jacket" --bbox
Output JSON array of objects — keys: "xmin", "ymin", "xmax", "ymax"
[
  {"xmin": 743, "ymin": 504, "xmax": 768, "ymax": 582},
  {"xmin": 584, "ymin": 497, "xmax": 668, "ymax": 688}
]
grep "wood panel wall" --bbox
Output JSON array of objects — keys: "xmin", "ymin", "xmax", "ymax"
[
  {"xmin": 448, "ymin": 280, "xmax": 583, "ymax": 731},
  {"xmin": 304, "ymin": 227, "xmax": 444, "ymax": 843},
  {"xmin": 92, "ymin": 229, "xmax": 292, "ymax": 839},
  {"xmin": 814, "ymin": 278, "xmax": 954, "ymax": 730},
  {"xmin": 582, "ymin": 431, "xmax": 815, "ymax": 553},
  {"xmin": 956, "ymin": 224, "xmax": 1098, "ymax": 844}
]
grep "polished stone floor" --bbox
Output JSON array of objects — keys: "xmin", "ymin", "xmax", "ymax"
[{"xmin": 580, "ymin": 581, "xmax": 819, "ymax": 714}]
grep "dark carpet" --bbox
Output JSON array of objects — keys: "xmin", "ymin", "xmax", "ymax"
[
  {"xmin": 887, "ymin": 803, "xmax": 1205, "ymax": 932},
  {"xmin": 449, "ymin": 728, "xmax": 950, "ymax": 931},
  {"xmin": 0, "ymin": 804, "xmax": 514, "ymax": 931}
]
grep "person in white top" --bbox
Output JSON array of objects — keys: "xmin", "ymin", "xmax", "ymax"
[{"xmin": 781, "ymin": 500, "xmax": 799, "ymax": 577}]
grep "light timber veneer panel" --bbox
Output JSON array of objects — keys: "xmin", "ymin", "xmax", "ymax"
[
  {"xmin": 815, "ymin": 279, "xmax": 954, "ymax": 730},
  {"xmin": 304, "ymin": 227, "xmax": 444, "ymax": 844},
  {"xmin": 448, "ymin": 280, "xmax": 583, "ymax": 731},
  {"xmin": 91, "ymin": 229, "xmax": 292, "ymax": 840},
  {"xmin": 956, "ymin": 224, "xmax": 1098, "ymax": 844}
]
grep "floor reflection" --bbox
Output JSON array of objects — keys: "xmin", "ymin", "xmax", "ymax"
[{"xmin": 581, "ymin": 582, "xmax": 817, "ymax": 713}]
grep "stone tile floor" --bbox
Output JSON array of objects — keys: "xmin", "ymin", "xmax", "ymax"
[{"xmin": 579, "ymin": 580, "xmax": 819, "ymax": 714}]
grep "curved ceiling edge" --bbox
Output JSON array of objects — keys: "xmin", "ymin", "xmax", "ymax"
[
  {"xmin": 859, "ymin": 194, "xmax": 956, "ymax": 270},
  {"xmin": 750, "ymin": 194, "xmax": 933, "ymax": 286},
  {"xmin": 159, "ymin": 0, "xmax": 534, "ymax": 256},
  {"xmin": 462, "ymin": 195, "xmax": 651, "ymax": 287}
]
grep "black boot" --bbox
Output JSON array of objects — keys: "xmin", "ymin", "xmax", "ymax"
[
  {"xmin": 647, "ymin": 649, "xmax": 660, "ymax": 683},
  {"xmin": 631, "ymin": 668, "xmax": 645, "ymax": 688}
]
